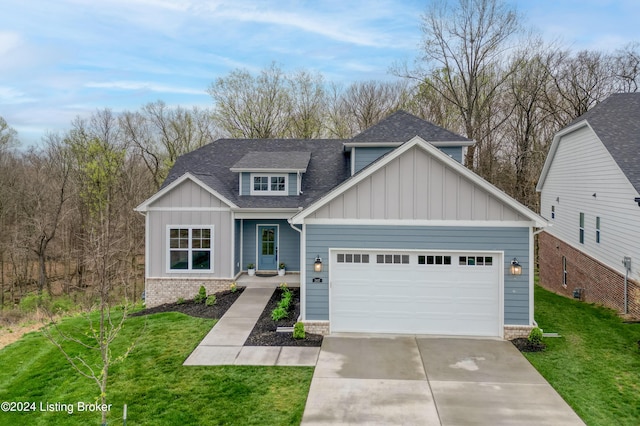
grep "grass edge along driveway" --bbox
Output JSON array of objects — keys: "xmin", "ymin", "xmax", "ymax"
[
  {"xmin": 527, "ymin": 285, "xmax": 640, "ymax": 425},
  {"xmin": 0, "ymin": 311, "xmax": 313, "ymax": 426}
]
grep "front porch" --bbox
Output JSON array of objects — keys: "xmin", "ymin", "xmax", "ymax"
[
  {"xmin": 236, "ymin": 219, "xmax": 301, "ymax": 275},
  {"xmin": 235, "ymin": 272, "xmax": 300, "ymax": 288}
]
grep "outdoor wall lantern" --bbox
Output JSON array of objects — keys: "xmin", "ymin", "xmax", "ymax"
[
  {"xmin": 510, "ymin": 258, "xmax": 522, "ymax": 275},
  {"xmin": 314, "ymin": 256, "xmax": 323, "ymax": 273}
]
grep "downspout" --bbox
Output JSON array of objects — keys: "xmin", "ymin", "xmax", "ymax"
[{"xmin": 288, "ymin": 214, "xmax": 303, "ymax": 321}]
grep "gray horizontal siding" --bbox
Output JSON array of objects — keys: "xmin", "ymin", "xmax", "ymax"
[
  {"xmin": 241, "ymin": 219, "xmax": 300, "ymax": 271},
  {"xmin": 305, "ymin": 225, "xmax": 530, "ymax": 325},
  {"xmin": 354, "ymin": 147, "xmax": 394, "ymax": 173},
  {"xmin": 439, "ymin": 146, "xmax": 463, "ymax": 163}
]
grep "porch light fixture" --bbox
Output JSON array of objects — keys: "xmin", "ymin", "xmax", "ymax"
[
  {"xmin": 314, "ymin": 256, "xmax": 323, "ymax": 273},
  {"xmin": 510, "ymin": 258, "xmax": 522, "ymax": 276}
]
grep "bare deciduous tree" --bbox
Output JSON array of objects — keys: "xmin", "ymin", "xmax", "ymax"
[{"xmin": 411, "ymin": 0, "xmax": 521, "ymax": 169}]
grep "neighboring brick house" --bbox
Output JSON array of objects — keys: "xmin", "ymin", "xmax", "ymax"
[{"xmin": 536, "ymin": 93, "xmax": 640, "ymax": 317}]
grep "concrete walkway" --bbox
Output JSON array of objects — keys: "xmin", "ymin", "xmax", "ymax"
[
  {"xmin": 183, "ymin": 284, "xmax": 320, "ymax": 367},
  {"xmin": 302, "ymin": 335, "xmax": 585, "ymax": 426}
]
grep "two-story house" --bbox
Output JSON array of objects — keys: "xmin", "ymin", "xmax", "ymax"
[
  {"xmin": 537, "ymin": 93, "xmax": 640, "ymax": 317},
  {"xmin": 136, "ymin": 111, "xmax": 546, "ymax": 339}
]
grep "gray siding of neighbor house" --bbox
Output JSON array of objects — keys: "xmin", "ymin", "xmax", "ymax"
[
  {"xmin": 147, "ymin": 179, "xmax": 233, "ymax": 278},
  {"xmin": 304, "ymin": 225, "xmax": 530, "ymax": 324},
  {"xmin": 241, "ymin": 219, "xmax": 301, "ymax": 271},
  {"xmin": 540, "ymin": 125, "xmax": 640, "ymax": 282},
  {"xmin": 240, "ymin": 172, "xmax": 298, "ymax": 195},
  {"xmin": 311, "ymin": 146, "xmax": 526, "ymax": 222}
]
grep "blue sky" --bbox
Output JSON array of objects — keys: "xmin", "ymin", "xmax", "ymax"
[{"xmin": 1, "ymin": 0, "xmax": 638, "ymax": 145}]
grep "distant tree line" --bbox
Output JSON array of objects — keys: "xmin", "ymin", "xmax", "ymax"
[{"xmin": 1, "ymin": 0, "xmax": 638, "ymax": 307}]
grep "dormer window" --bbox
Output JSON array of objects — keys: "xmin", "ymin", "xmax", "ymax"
[{"xmin": 251, "ymin": 174, "xmax": 287, "ymax": 195}]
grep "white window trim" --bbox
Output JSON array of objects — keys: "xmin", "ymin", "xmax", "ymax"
[
  {"xmin": 250, "ymin": 173, "xmax": 288, "ymax": 196},
  {"xmin": 166, "ymin": 225, "xmax": 215, "ymax": 273}
]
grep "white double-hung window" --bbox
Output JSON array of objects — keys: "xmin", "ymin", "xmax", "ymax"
[
  {"xmin": 251, "ymin": 174, "xmax": 287, "ymax": 195},
  {"xmin": 167, "ymin": 226, "xmax": 213, "ymax": 271}
]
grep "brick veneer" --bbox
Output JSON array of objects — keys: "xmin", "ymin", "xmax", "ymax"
[
  {"xmin": 145, "ymin": 278, "xmax": 235, "ymax": 308},
  {"xmin": 302, "ymin": 321, "xmax": 330, "ymax": 336},
  {"xmin": 538, "ymin": 231, "xmax": 640, "ymax": 318},
  {"xmin": 503, "ymin": 325, "xmax": 535, "ymax": 340}
]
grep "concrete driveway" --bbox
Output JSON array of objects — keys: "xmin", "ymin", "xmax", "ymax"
[{"xmin": 301, "ymin": 335, "xmax": 585, "ymax": 426}]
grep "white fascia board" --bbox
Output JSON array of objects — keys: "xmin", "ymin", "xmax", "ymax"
[
  {"xmin": 343, "ymin": 142, "xmax": 403, "ymax": 149},
  {"xmin": 293, "ymin": 136, "xmax": 548, "ymax": 228},
  {"xmin": 135, "ymin": 172, "xmax": 238, "ymax": 211},
  {"xmin": 230, "ymin": 167, "xmax": 307, "ymax": 173},
  {"xmin": 303, "ymin": 219, "xmax": 539, "ymax": 227},
  {"xmin": 343, "ymin": 140, "xmax": 474, "ymax": 149},
  {"xmin": 233, "ymin": 209, "xmax": 299, "ymax": 220},
  {"xmin": 536, "ymin": 120, "xmax": 590, "ymax": 192}
]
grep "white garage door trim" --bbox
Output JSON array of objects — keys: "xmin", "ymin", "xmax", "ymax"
[{"xmin": 329, "ymin": 248, "xmax": 504, "ymax": 337}]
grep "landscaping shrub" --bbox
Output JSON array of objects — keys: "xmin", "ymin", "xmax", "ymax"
[
  {"xmin": 271, "ymin": 307, "xmax": 288, "ymax": 321},
  {"xmin": 176, "ymin": 297, "xmax": 185, "ymax": 305},
  {"xmin": 229, "ymin": 282, "xmax": 238, "ymax": 293},
  {"xmin": 206, "ymin": 295, "xmax": 217, "ymax": 306},
  {"xmin": 293, "ymin": 322, "xmax": 305, "ymax": 339},
  {"xmin": 194, "ymin": 285, "xmax": 207, "ymax": 304},
  {"xmin": 279, "ymin": 289, "xmax": 292, "ymax": 310},
  {"xmin": 528, "ymin": 327, "xmax": 543, "ymax": 345}
]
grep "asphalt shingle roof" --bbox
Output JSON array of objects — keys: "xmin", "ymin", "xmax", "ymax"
[
  {"xmin": 230, "ymin": 151, "xmax": 311, "ymax": 172},
  {"xmin": 570, "ymin": 93, "xmax": 640, "ymax": 192},
  {"xmin": 351, "ymin": 110, "xmax": 473, "ymax": 144},
  {"xmin": 161, "ymin": 110, "xmax": 473, "ymax": 209},
  {"xmin": 163, "ymin": 139, "xmax": 349, "ymax": 209}
]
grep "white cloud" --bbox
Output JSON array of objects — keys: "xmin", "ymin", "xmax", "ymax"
[
  {"xmin": 0, "ymin": 86, "xmax": 35, "ymax": 104},
  {"xmin": 0, "ymin": 31, "xmax": 22, "ymax": 56},
  {"xmin": 84, "ymin": 80, "xmax": 207, "ymax": 95}
]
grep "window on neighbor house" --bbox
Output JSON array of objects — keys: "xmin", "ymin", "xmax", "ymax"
[
  {"xmin": 168, "ymin": 227, "xmax": 213, "ymax": 271},
  {"xmin": 551, "ymin": 205, "xmax": 555, "ymax": 219},
  {"xmin": 251, "ymin": 174, "xmax": 287, "ymax": 195},
  {"xmin": 562, "ymin": 256, "xmax": 567, "ymax": 288},
  {"xmin": 579, "ymin": 213, "xmax": 585, "ymax": 244},
  {"xmin": 596, "ymin": 216, "xmax": 601, "ymax": 243}
]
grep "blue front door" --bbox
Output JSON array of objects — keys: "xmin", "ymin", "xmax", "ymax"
[{"xmin": 258, "ymin": 226, "xmax": 278, "ymax": 270}]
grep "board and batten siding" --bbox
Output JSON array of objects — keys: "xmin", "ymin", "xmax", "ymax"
[
  {"xmin": 311, "ymin": 146, "xmax": 526, "ymax": 222},
  {"xmin": 304, "ymin": 225, "xmax": 530, "ymax": 325},
  {"xmin": 540, "ymin": 125, "xmax": 640, "ymax": 281},
  {"xmin": 146, "ymin": 179, "xmax": 233, "ymax": 278}
]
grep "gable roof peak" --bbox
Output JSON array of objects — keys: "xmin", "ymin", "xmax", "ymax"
[
  {"xmin": 566, "ymin": 92, "xmax": 640, "ymax": 193},
  {"xmin": 349, "ymin": 110, "xmax": 474, "ymax": 145}
]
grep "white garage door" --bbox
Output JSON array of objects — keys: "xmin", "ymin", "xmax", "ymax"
[{"xmin": 330, "ymin": 250, "xmax": 502, "ymax": 337}]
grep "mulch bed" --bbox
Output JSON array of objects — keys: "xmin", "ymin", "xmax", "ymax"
[
  {"xmin": 244, "ymin": 287, "xmax": 323, "ymax": 347},
  {"xmin": 130, "ymin": 288, "xmax": 245, "ymax": 319},
  {"xmin": 511, "ymin": 338, "xmax": 546, "ymax": 352}
]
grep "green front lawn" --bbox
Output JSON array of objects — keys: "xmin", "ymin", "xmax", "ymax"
[
  {"xmin": 0, "ymin": 312, "xmax": 313, "ymax": 425},
  {"xmin": 527, "ymin": 285, "xmax": 640, "ymax": 425}
]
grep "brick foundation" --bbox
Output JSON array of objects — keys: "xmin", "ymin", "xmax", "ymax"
[
  {"xmin": 538, "ymin": 232, "xmax": 640, "ymax": 318},
  {"xmin": 302, "ymin": 321, "xmax": 330, "ymax": 336},
  {"xmin": 504, "ymin": 325, "xmax": 535, "ymax": 340},
  {"xmin": 145, "ymin": 278, "xmax": 235, "ymax": 308}
]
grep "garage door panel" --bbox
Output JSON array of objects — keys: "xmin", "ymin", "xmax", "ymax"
[{"xmin": 331, "ymin": 250, "xmax": 501, "ymax": 336}]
